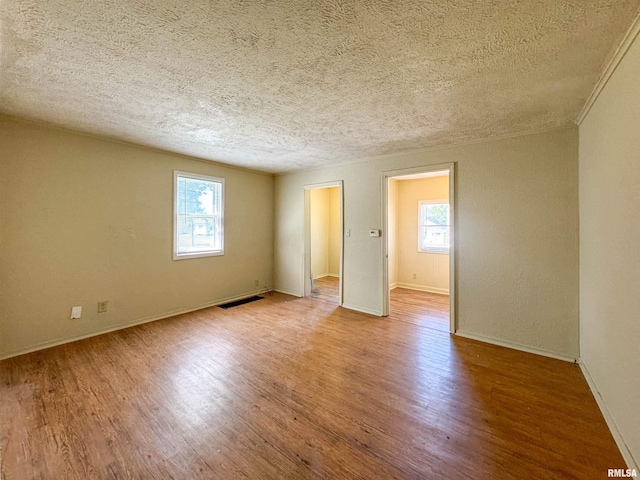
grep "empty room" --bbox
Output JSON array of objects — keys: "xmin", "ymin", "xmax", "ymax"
[{"xmin": 1, "ymin": 1, "xmax": 639, "ymax": 479}]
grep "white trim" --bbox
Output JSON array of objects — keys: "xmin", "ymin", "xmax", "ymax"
[
  {"xmin": 390, "ymin": 282, "xmax": 399, "ymax": 290},
  {"xmin": 448, "ymin": 166, "xmax": 456, "ymax": 334},
  {"xmin": 275, "ymin": 125, "xmax": 571, "ymax": 177},
  {"xmin": 174, "ymin": 250, "xmax": 224, "ymax": 260},
  {"xmin": 395, "ymin": 283, "xmax": 449, "ymax": 295},
  {"xmin": 0, "ymin": 289, "xmax": 266, "ymax": 361},
  {"xmin": 576, "ymin": 11, "xmax": 640, "ymax": 125},
  {"xmin": 173, "ymin": 170, "xmax": 225, "ymax": 260},
  {"xmin": 393, "ymin": 170, "xmax": 449, "ymax": 181},
  {"xmin": 303, "ymin": 180, "xmax": 344, "ymax": 190},
  {"xmin": 274, "ymin": 289, "xmax": 303, "ymax": 297},
  {"xmin": 314, "ymin": 273, "xmax": 339, "ymax": 279},
  {"xmin": 579, "ymin": 360, "xmax": 639, "ymax": 471},
  {"xmin": 454, "ymin": 330, "xmax": 577, "ymax": 363},
  {"xmin": 341, "ymin": 303, "xmax": 382, "ymax": 317}
]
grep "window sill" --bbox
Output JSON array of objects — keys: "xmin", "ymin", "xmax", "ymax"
[{"xmin": 173, "ymin": 250, "xmax": 224, "ymax": 260}]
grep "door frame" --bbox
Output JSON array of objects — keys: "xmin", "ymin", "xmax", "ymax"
[
  {"xmin": 303, "ymin": 181, "xmax": 344, "ymax": 305},
  {"xmin": 381, "ymin": 163, "xmax": 456, "ymax": 332}
]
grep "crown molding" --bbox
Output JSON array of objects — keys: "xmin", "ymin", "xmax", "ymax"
[
  {"xmin": 576, "ymin": 10, "xmax": 640, "ymax": 125},
  {"xmin": 276, "ymin": 124, "xmax": 573, "ymax": 177}
]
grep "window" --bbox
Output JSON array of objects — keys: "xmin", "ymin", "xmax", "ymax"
[
  {"xmin": 418, "ymin": 200, "xmax": 450, "ymax": 253},
  {"xmin": 173, "ymin": 171, "xmax": 224, "ymax": 259}
]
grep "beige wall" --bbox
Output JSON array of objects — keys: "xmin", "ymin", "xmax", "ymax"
[
  {"xmin": 579, "ymin": 32, "xmax": 640, "ymax": 469},
  {"xmin": 0, "ymin": 116, "xmax": 274, "ymax": 359},
  {"xmin": 387, "ymin": 179, "xmax": 399, "ymax": 286},
  {"xmin": 396, "ymin": 176, "xmax": 449, "ymax": 294},
  {"xmin": 309, "ymin": 187, "xmax": 340, "ymax": 279},
  {"xmin": 310, "ymin": 188, "xmax": 329, "ymax": 278},
  {"xmin": 275, "ymin": 126, "xmax": 579, "ymax": 358},
  {"xmin": 328, "ymin": 187, "xmax": 340, "ymax": 276}
]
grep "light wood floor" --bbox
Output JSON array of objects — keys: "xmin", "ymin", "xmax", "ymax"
[
  {"xmin": 1, "ymin": 287, "xmax": 623, "ymax": 479},
  {"xmin": 313, "ymin": 276, "xmax": 450, "ymax": 332},
  {"xmin": 310, "ymin": 276, "xmax": 341, "ymax": 302}
]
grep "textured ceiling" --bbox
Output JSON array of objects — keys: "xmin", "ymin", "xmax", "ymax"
[{"xmin": 1, "ymin": 1, "xmax": 639, "ymax": 172}]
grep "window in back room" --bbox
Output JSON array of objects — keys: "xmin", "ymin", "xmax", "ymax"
[{"xmin": 418, "ymin": 200, "xmax": 450, "ymax": 254}]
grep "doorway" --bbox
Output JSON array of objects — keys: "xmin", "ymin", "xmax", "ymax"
[
  {"xmin": 382, "ymin": 165, "xmax": 455, "ymax": 332},
  {"xmin": 304, "ymin": 181, "xmax": 344, "ymax": 305}
]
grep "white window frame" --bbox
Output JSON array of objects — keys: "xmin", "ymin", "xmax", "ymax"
[
  {"xmin": 418, "ymin": 199, "xmax": 450, "ymax": 254},
  {"xmin": 173, "ymin": 171, "xmax": 224, "ymax": 260}
]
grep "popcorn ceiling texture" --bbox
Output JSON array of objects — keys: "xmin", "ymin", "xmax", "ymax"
[{"xmin": 1, "ymin": 0, "xmax": 639, "ymax": 172}]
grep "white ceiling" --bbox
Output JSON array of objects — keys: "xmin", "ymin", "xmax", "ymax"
[{"xmin": 1, "ymin": 1, "xmax": 638, "ymax": 173}]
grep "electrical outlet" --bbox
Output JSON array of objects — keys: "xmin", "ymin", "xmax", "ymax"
[
  {"xmin": 97, "ymin": 301, "xmax": 109, "ymax": 313},
  {"xmin": 70, "ymin": 306, "xmax": 82, "ymax": 319},
  {"xmin": 413, "ymin": 273, "xmax": 417, "ymax": 279},
  {"xmin": 254, "ymin": 279, "xmax": 259, "ymax": 286}
]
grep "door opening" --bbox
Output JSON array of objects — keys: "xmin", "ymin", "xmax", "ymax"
[
  {"xmin": 304, "ymin": 181, "xmax": 344, "ymax": 305},
  {"xmin": 382, "ymin": 165, "xmax": 455, "ymax": 333}
]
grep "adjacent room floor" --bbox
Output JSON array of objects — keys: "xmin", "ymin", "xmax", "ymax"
[
  {"xmin": 313, "ymin": 276, "xmax": 450, "ymax": 332},
  {"xmin": 0, "ymin": 288, "xmax": 623, "ymax": 479}
]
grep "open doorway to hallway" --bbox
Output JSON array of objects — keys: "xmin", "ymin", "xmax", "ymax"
[
  {"xmin": 384, "ymin": 167, "xmax": 454, "ymax": 332},
  {"xmin": 304, "ymin": 182, "xmax": 343, "ymax": 305}
]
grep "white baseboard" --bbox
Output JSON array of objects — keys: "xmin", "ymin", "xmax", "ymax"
[
  {"xmin": 274, "ymin": 288, "xmax": 303, "ymax": 297},
  {"xmin": 341, "ymin": 303, "xmax": 382, "ymax": 317},
  {"xmin": 579, "ymin": 360, "xmax": 639, "ymax": 471},
  {"xmin": 313, "ymin": 273, "xmax": 340, "ymax": 279},
  {"xmin": 454, "ymin": 330, "xmax": 577, "ymax": 363},
  {"xmin": 0, "ymin": 289, "xmax": 266, "ymax": 361},
  {"xmin": 395, "ymin": 282, "xmax": 449, "ymax": 295},
  {"xmin": 390, "ymin": 282, "xmax": 399, "ymax": 290}
]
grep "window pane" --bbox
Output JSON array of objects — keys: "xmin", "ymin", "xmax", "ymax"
[
  {"xmin": 174, "ymin": 172, "xmax": 224, "ymax": 258},
  {"xmin": 425, "ymin": 204, "xmax": 448, "ymax": 226},
  {"xmin": 177, "ymin": 177, "xmax": 215, "ymax": 215},
  {"xmin": 426, "ymin": 225, "xmax": 449, "ymax": 247},
  {"xmin": 177, "ymin": 215, "xmax": 220, "ymax": 253}
]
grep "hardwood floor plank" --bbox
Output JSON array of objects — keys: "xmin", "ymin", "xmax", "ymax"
[{"xmin": 0, "ymin": 286, "xmax": 624, "ymax": 479}]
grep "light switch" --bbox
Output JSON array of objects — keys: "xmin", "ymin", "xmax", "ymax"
[
  {"xmin": 369, "ymin": 230, "xmax": 380, "ymax": 237},
  {"xmin": 70, "ymin": 306, "xmax": 82, "ymax": 319}
]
